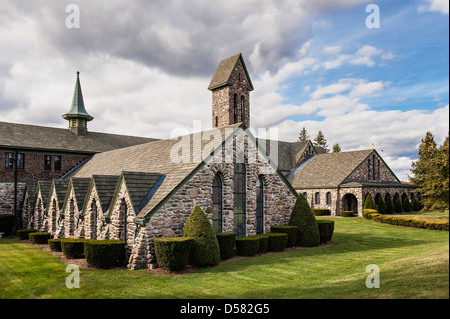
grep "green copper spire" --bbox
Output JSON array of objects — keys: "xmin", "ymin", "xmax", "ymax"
[{"xmin": 63, "ymin": 71, "xmax": 93, "ymax": 135}]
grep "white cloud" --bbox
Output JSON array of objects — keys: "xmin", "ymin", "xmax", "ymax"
[
  {"xmin": 390, "ymin": 97, "xmax": 407, "ymax": 103},
  {"xmin": 322, "ymin": 45, "xmax": 394, "ymax": 69},
  {"xmin": 418, "ymin": 0, "xmax": 449, "ymax": 14}
]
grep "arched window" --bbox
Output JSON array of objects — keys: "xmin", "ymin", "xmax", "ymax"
[
  {"xmin": 241, "ymin": 95, "xmax": 245, "ymax": 123},
  {"xmin": 326, "ymin": 192, "xmax": 332, "ymax": 205},
  {"xmin": 368, "ymin": 158, "xmax": 372, "ymax": 180},
  {"xmin": 90, "ymin": 201, "xmax": 98, "ymax": 240},
  {"xmin": 303, "ymin": 192, "xmax": 307, "ymax": 200},
  {"xmin": 315, "ymin": 192, "xmax": 320, "ymax": 205},
  {"xmin": 120, "ymin": 199, "xmax": 127, "ymax": 243},
  {"xmin": 233, "ymin": 94, "xmax": 238, "ymax": 123},
  {"xmin": 234, "ymin": 162, "xmax": 246, "ymax": 237},
  {"xmin": 372, "ymin": 154, "xmax": 376, "ymax": 180},
  {"xmin": 256, "ymin": 176, "xmax": 264, "ymax": 235},
  {"xmin": 212, "ymin": 173, "xmax": 223, "ymax": 233}
]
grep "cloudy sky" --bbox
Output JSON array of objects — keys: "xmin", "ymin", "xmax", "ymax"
[{"xmin": 0, "ymin": 0, "xmax": 448, "ymax": 180}]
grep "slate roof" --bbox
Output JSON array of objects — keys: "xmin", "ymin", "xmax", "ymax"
[
  {"xmin": 0, "ymin": 121, "xmax": 157, "ymax": 154},
  {"xmin": 36, "ymin": 181, "xmax": 52, "ymax": 208},
  {"xmin": 120, "ymin": 172, "xmax": 165, "ymax": 214},
  {"xmin": 70, "ymin": 178, "xmax": 91, "ymax": 210},
  {"xmin": 90, "ymin": 175, "xmax": 120, "ymax": 212},
  {"xmin": 51, "ymin": 180, "xmax": 70, "ymax": 209},
  {"xmin": 208, "ymin": 53, "xmax": 254, "ymax": 91},
  {"xmin": 288, "ymin": 149, "xmax": 375, "ymax": 189}
]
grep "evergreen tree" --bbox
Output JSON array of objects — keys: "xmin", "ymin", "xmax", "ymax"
[
  {"xmin": 377, "ymin": 196, "xmax": 386, "ymax": 214},
  {"xmin": 313, "ymin": 130, "xmax": 329, "ymax": 152},
  {"xmin": 182, "ymin": 205, "xmax": 220, "ymax": 267},
  {"xmin": 385, "ymin": 194, "xmax": 394, "ymax": 214},
  {"xmin": 298, "ymin": 126, "xmax": 308, "ymax": 142},
  {"xmin": 410, "ymin": 132, "xmax": 449, "ymax": 210},
  {"xmin": 403, "ymin": 198, "xmax": 412, "ymax": 212},
  {"xmin": 394, "ymin": 198, "xmax": 403, "ymax": 214},
  {"xmin": 288, "ymin": 193, "xmax": 320, "ymax": 247},
  {"xmin": 412, "ymin": 198, "xmax": 420, "ymax": 211},
  {"xmin": 332, "ymin": 143, "xmax": 341, "ymax": 153},
  {"xmin": 410, "ymin": 131, "xmax": 437, "ymax": 186},
  {"xmin": 364, "ymin": 194, "xmax": 374, "ymax": 209}
]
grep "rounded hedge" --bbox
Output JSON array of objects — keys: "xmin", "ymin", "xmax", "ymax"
[
  {"xmin": 288, "ymin": 194, "xmax": 320, "ymax": 247},
  {"xmin": 28, "ymin": 232, "xmax": 51, "ymax": 244},
  {"xmin": 270, "ymin": 225, "xmax": 299, "ymax": 247},
  {"xmin": 235, "ymin": 236, "xmax": 260, "ymax": 256},
  {"xmin": 216, "ymin": 232, "xmax": 236, "ymax": 260},
  {"xmin": 182, "ymin": 205, "xmax": 220, "ymax": 267},
  {"xmin": 84, "ymin": 240, "xmax": 126, "ymax": 269},
  {"xmin": 0, "ymin": 214, "xmax": 15, "ymax": 236},
  {"xmin": 312, "ymin": 209, "xmax": 331, "ymax": 216},
  {"xmin": 48, "ymin": 239, "xmax": 62, "ymax": 252},
  {"xmin": 254, "ymin": 235, "xmax": 269, "ymax": 253},
  {"xmin": 61, "ymin": 239, "xmax": 86, "ymax": 259},
  {"xmin": 341, "ymin": 211, "xmax": 355, "ymax": 217},
  {"xmin": 154, "ymin": 237, "xmax": 192, "ymax": 271},
  {"xmin": 362, "ymin": 209, "xmax": 378, "ymax": 219},
  {"xmin": 316, "ymin": 220, "xmax": 334, "ymax": 243},
  {"xmin": 264, "ymin": 233, "xmax": 288, "ymax": 252},
  {"xmin": 17, "ymin": 229, "xmax": 38, "ymax": 240}
]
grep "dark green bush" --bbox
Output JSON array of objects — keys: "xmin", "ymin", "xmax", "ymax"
[
  {"xmin": 364, "ymin": 194, "xmax": 374, "ymax": 209},
  {"xmin": 61, "ymin": 239, "xmax": 86, "ymax": 259},
  {"xmin": 412, "ymin": 198, "xmax": 421, "ymax": 212},
  {"xmin": 377, "ymin": 197, "xmax": 386, "ymax": 214},
  {"xmin": 235, "ymin": 236, "xmax": 260, "ymax": 256},
  {"xmin": 216, "ymin": 232, "xmax": 236, "ymax": 260},
  {"xmin": 0, "ymin": 214, "xmax": 15, "ymax": 236},
  {"xmin": 84, "ymin": 240, "xmax": 126, "ymax": 269},
  {"xmin": 385, "ymin": 195, "xmax": 394, "ymax": 214},
  {"xmin": 270, "ymin": 225, "xmax": 299, "ymax": 247},
  {"xmin": 288, "ymin": 194, "xmax": 320, "ymax": 247},
  {"xmin": 424, "ymin": 222, "xmax": 449, "ymax": 231},
  {"xmin": 182, "ymin": 205, "xmax": 220, "ymax": 267},
  {"xmin": 254, "ymin": 235, "xmax": 269, "ymax": 253},
  {"xmin": 394, "ymin": 199, "xmax": 403, "ymax": 214},
  {"xmin": 28, "ymin": 232, "xmax": 51, "ymax": 244},
  {"xmin": 341, "ymin": 211, "xmax": 355, "ymax": 217},
  {"xmin": 48, "ymin": 239, "xmax": 62, "ymax": 252},
  {"xmin": 154, "ymin": 237, "xmax": 192, "ymax": 271},
  {"xmin": 362, "ymin": 209, "xmax": 378, "ymax": 219},
  {"xmin": 264, "ymin": 233, "xmax": 288, "ymax": 252},
  {"xmin": 312, "ymin": 209, "xmax": 331, "ymax": 216},
  {"xmin": 403, "ymin": 198, "xmax": 412, "ymax": 212},
  {"xmin": 17, "ymin": 229, "xmax": 39, "ymax": 240},
  {"xmin": 317, "ymin": 220, "xmax": 334, "ymax": 243}
]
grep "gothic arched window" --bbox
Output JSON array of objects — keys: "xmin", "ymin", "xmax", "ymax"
[
  {"xmin": 212, "ymin": 173, "xmax": 223, "ymax": 233},
  {"xmin": 256, "ymin": 176, "xmax": 264, "ymax": 235},
  {"xmin": 234, "ymin": 162, "xmax": 246, "ymax": 237}
]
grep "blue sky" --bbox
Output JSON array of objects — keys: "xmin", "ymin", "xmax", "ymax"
[{"xmin": 0, "ymin": 0, "xmax": 448, "ymax": 180}]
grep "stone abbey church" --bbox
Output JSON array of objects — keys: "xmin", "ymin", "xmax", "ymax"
[{"xmin": 0, "ymin": 53, "xmax": 418, "ymax": 269}]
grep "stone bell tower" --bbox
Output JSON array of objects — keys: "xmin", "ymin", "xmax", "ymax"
[{"xmin": 208, "ymin": 53, "xmax": 254, "ymax": 128}]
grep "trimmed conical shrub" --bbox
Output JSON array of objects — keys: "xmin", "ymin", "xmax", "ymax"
[
  {"xmin": 182, "ymin": 205, "xmax": 220, "ymax": 267},
  {"xmin": 364, "ymin": 194, "xmax": 374, "ymax": 209},
  {"xmin": 377, "ymin": 196, "xmax": 386, "ymax": 214},
  {"xmin": 394, "ymin": 198, "xmax": 403, "ymax": 214},
  {"xmin": 412, "ymin": 198, "xmax": 420, "ymax": 211},
  {"xmin": 403, "ymin": 198, "xmax": 412, "ymax": 212},
  {"xmin": 288, "ymin": 194, "xmax": 320, "ymax": 247},
  {"xmin": 385, "ymin": 195, "xmax": 394, "ymax": 214}
]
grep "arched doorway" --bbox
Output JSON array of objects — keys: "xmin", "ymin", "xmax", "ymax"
[{"xmin": 342, "ymin": 193, "xmax": 358, "ymax": 214}]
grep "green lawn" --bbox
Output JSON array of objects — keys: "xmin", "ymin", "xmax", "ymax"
[
  {"xmin": 0, "ymin": 217, "xmax": 448, "ymax": 299},
  {"xmin": 391, "ymin": 209, "xmax": 449, "ymax": 222}
]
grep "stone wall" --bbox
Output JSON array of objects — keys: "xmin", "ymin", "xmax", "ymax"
[{"xmin": 346, "ymin": 152, "xmax": 398, "ymax": 183}]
